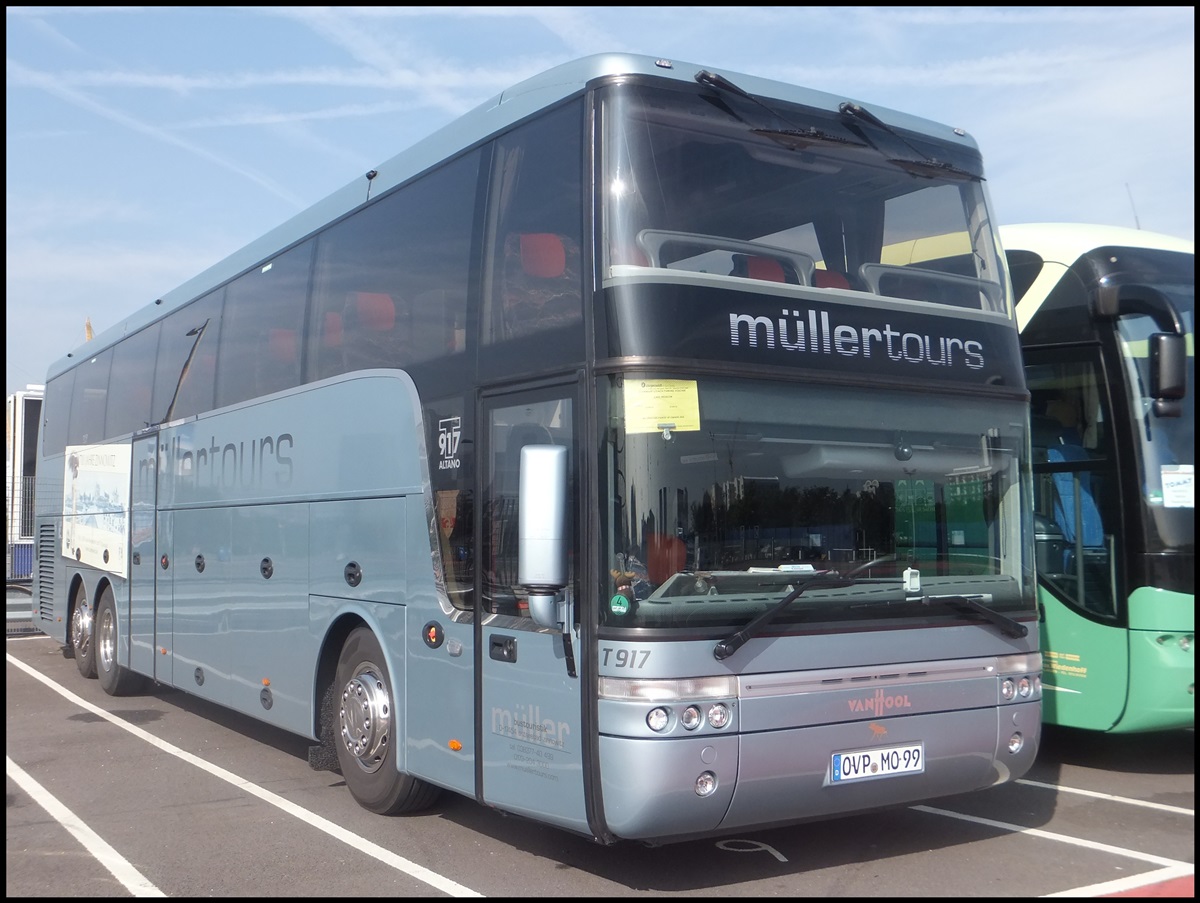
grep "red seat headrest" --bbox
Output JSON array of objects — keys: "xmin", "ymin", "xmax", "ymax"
[
  {"xmin": 520, "ymin": 233, "xmax": 567, "ymax": 278},
  {"xmin": 814, "ymin": 269, "xmax": 850, "ymax": 289},
  {"xmin": 353, "ymin": 292, "xmax": 396, "ymax": 332},
  {"xmin": 744, "ymin": 256, "xmax": 787, "ymax": 282},
  {"xmin": 647, "ymin": 533, "xmax": 688, "ymax": 585}
]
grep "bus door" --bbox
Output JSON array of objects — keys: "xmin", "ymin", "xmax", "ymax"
[
  {"xmin": 1027, "ymin": 352, "xmax": 1127, "ymax": 729},
  {"xmin": 478, "ymin": 387, "xmax": 588, "ymax": 834},
  {"xmin": 129, "ymin": 429, "xmax": 167, "ymax": 682}
]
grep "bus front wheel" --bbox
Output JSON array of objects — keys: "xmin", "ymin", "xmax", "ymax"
[
  {"xmin": 334, "ymin": 627, "xmax": 440, "ymax": 815},
  {"xmin": 71, "ymin": 585, "xmax": 97, "ymax": 679},
  {"xmin": 96, "ymin": 586, "xmax": 146, "ymax": 696}
]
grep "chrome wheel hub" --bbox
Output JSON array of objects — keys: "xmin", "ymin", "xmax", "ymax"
[
  {"xmin": 339, "ymin": 664, "xmax": 390, "ymax": 773},
  {"xmin": 72, "ymin": 602, "xmax": 92, "ymax": 656},
  {"xmin": 97, "ymin": 606, "xmax": 115, "ymax": 672}
]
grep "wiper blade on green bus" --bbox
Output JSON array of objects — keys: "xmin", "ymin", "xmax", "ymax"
[{"xmin": 713, "ymin": 573, "xmax": 857, "ymax": 661}]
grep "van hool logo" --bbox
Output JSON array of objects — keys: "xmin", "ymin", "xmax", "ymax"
[
  {"xmin": 730, "ymin": 307, "xmax": 984, "ymax": 371},
  {"xmin": 848, "ymin": 689, "xmax": 913, "ymax": 714},
  {"xmin": 437, "ymin": 417, "xmax": 462, "ymax": 471}
]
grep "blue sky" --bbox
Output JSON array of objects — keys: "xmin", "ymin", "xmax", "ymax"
[{"xmin": 6, "ymin": 6, "xmax": 1195, "ymax": 397}]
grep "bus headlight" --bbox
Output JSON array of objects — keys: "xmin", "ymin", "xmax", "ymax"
[
  {"xmin": 695, "ymin": 771, "xmax": 717, "ymax": 797},
  {"xmin": 1001, "ymin": 678, "xmax": 1015, "ymax": 700},
  {"xmin": 707, "ymin": 703, "xmax": 730, "ymax": 728},
  {"xmin": 680, "ymin": 705, "xmax": 702, "ymax": 730},
  {"xmin": 1017, "ymin": 677, "xmax": 1032, "ymax": 697},
  {"xmin": 1008, "ymin": 732, "xmax": 1024, "ymax": 754},
  {"xmin": 647, "ymin": 707, "xmax": 670, "ymax": 732}
]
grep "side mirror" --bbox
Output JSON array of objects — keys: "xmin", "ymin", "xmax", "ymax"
[
  {"xmin": 1150, "ymin": 332, "xmax": 1186, "ymax": 417},
  {"xmin": 518, "ymin": 444, "xmax": 568, "ymax": 628}
]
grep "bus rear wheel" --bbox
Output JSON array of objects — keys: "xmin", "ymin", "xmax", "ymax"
[
  {"xmin": 96, "ymin": 586, "xmax": 145, "ymax": 696},
  {"xmin": 71, "ymin": 585, "xmax": 97, "ymax": 679},
  {"xmin": 333, "ymin": 627, "xmax": 440, "ymax": 815}
]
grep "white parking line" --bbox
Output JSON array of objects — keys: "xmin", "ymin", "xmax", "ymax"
[
  {"xmin": 7, "ymin": 756, "xmax": 166, "ymax": 897},
  {"xmin": 913, "ymin": 804, "xmax": 1192, "ymax": 869},
  {"xmin": 7, "ymin": 652, "xmax": 484, "ymax": 898},
  {"xmin": 913, "ymin": 804, "xmax": 1194, "ymax": 897},
  {"xmin": 1017, "ymin": 778, "xmax": 1194, "ymax": 817},
  {"xmin": 1041, "ymin": 864, "xmax": 1194, "ymax": 898}
]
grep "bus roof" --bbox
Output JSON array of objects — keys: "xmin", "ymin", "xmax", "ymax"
[
  {"xmin": 47, "ymin": 52, "xmax": 983, "ymax": 383},
  {"xmin": 1001, "ymin": 222, "xmax": 1195, "ymax": 263},
  {"xmin": 1002, "ymin": 223, "xmax": 1194, "ymax": 331}
]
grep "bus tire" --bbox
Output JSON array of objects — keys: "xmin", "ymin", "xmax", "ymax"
[
  {"xmin": 71, "ymin": 584, "xmax": 97, "ymax": 679},
  {"xmin": 334, "ymin": 627, "xmax": 441, "ymax": 815},
  {"xmin": 95, "ymin": 586, "xmax": 146, "ymax": 696}
]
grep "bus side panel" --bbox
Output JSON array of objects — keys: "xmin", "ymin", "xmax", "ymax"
[
  {"xmin": 229, "ymin": 500, "xmax": 313, "ymax": 735},
  {"xmin": 305, "ymin": 496, "xmax": 412, "ymax": 744},
  {"xmin": 401, "ymin": 497, "xmax": 476, "ymax": 797},
  {"xmin": 1038, "ymin": 584, "xmax": 1128, "ymax": 730},
  {"xmin": 161, "ymin": 496, "xmax": 420, "ymax": 740},
  {"xmin": 169, "ymin": 506, "xmax": 234, "ymax": 706}
]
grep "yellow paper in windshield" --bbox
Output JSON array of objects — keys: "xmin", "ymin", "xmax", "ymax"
[{"xmin": 623, "ymin": 379, "xmax": 701, "ymax": 434}]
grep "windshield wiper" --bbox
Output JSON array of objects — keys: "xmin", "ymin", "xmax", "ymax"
[
  {"xmin": 752, "ymin": 127, "xmax": 864, "ymax": 150},
  {"xmin": 695, "ymin": 69, "xmax": 866, "ymax": 152},
  {"xmin": 838, "ymin": 101, "xmax": 981, "ymax": 182},
  {"xmin": 713, "ymin": 574, "xmax": 856, "ymax": 661},
  {"xmin": 881, "ymin": 157, "xmax": 979, "ymax": 182},
  {"xmin": 921, "ymin": 593, "xmax": 1028, "ymax": 638}
]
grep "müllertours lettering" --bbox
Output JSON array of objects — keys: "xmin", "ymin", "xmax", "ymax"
[
  {"xmin": 139, "ymin": 433, "xmax": 295, "ymax": 489},
  {"xmin": 730, "ymin": 307, "xmax": 984, "ymax": 371}
]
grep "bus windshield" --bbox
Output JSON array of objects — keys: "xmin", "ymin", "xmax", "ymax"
[
  {"xmin": 599, "ymin": 374, "xmax": 1034, "ymax": 631},
  {"xmin": 602, "ymin": 82, "xmax": 1007, "ymax": 315}
]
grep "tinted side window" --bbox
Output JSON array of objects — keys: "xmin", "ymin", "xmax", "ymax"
[
  {"xmin": 42, "ymin": 369, "xmax": 75, "ymax": 455},
  {"xmin": 308, "ymin": 148, "xmax": 482, "ymax": 382},
  {"xmin": 151, "ymin": 289, "xmax": 224, "ymax": 423},
  {"xmin": 105, "ymin": 322, "xmax": 161, "ymax": 438},
  {"xmin": 217, "ymin": 241, "xmax": 314, "ymax": 408},
  {"xmin": 67, "ymin": 348, "xmax": 113, "ymax": 446},
  {"xmin": 483, "ymin": 100, "xmax": 585, "ymax": 368}
]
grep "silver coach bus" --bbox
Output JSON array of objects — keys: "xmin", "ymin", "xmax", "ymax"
[{"xmin": 34, "ymin": 53, "xmax": 1040, "ymax": 844}]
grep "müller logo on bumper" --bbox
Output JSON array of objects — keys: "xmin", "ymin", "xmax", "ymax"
[
  {"xmin": 848, "ymin": 689, "xmax": 913, "ymax": 714},
  {"xmin": 729, "ymin": 307, "xmax": 985, "ymax": 371}
]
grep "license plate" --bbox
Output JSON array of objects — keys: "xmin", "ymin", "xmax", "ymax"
[{"xmin": 832, "ymin": 742, "xmax": 924, "ymax": 782}]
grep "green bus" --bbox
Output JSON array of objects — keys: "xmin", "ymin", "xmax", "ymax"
[{"xmin": 1004, "ymin": 223, "xmax": 1193, "ymax": 732}]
